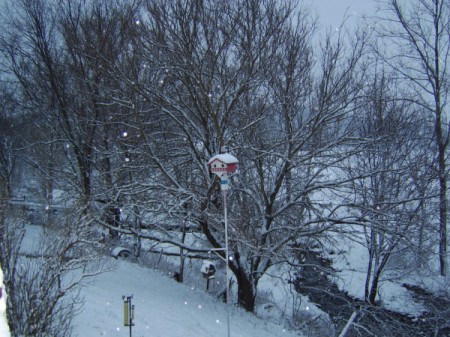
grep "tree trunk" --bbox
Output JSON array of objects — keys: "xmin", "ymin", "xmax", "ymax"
[
  {"xmin": 436, "ymin": 111, "xmax": 448, "ymax": 276},
  {"xmin": 235, "ymin": 268, "xmax": 256, "ymax": 312},
  {"xmin": 368, "ymin": 271, "xmax": 380, "ymax": 305}
]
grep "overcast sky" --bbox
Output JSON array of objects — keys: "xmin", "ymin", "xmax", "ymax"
[
  {"xmin": 0, "ymin": 0, "xmax": 378, "ymax": 36},
  {"xmin": 309, "ymin": 0, "xmax": 377, "ymax": 31}
]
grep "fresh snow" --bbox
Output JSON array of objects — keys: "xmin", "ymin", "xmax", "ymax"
[
  {"xmin": 73, "ymin": 260, "xmax": 298, "ymax": 337},
  {"xmin": 0, "ymin": 266, "xmax": 10, "ymax": 337},
  {"xmin": 327, "ymin": 231, "xmax": 426, "ymax": 316},
  {"xmin": 7, "ymin": 222, "xmax": 446, "ymax": 337},
  {"xmin": 207, "ymin": 153, "xmax": 239, "ymax": 165}
]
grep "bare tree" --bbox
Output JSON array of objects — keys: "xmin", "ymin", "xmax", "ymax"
[
  {"xmin": 108, "ymin": 0, "xmax": 368, "ymax": 312},
  {"xmin": 0, "ymin": 0, "xmax": 142, "ymax": 214},
  {"xmin": 0, "ymin": 87, "xmax": 22, "ymax": 200},
  {"xmin": 0, "ymin": 208, "xmax": 113, "ymax": 337},
  {"xmin": 373, "ymin": 0, "xmax": 450, "ymax": 276},
  {"xmin": 344, "ymin": 68, "xmax": 427, "ymax": 305}
]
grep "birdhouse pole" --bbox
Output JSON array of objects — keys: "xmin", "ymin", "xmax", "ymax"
[
  {"xmin": 223, "ymin": 182, "xmax": 231, "ymax": 337},
  {"xmin": 207, "ymin": 148, "xmax": 238, "ymax": 337}
]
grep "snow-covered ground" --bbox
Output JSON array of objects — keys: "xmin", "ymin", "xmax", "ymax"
[
  {"xmin": 73, "ymin": 260, "xmax": 299, "ymax": 337},
  {"xmin": 0, "ymin": 266, "xmax": 10, "ymax": 337},
  {"xmin": 326, "ymin": 229, "xmax": 450, "ymax": 317},
  {"xmin": 6, "ymin": 223, "xmax": 448, "ymax": 337}
]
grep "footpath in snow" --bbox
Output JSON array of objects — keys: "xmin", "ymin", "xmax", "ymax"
[{"xmin": 74, "ymin": 260, "xmax": 297, "ymax": 337}]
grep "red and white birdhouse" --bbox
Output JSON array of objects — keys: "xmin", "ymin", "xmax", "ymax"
[{"xmin": 207, "ymin": 153, "xmax": 238, "ymax": 178}]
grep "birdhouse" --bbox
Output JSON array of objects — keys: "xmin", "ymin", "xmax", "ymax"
[{"xmin": 207, "ymin": 153, "xmax": 238, "ymax": 177}]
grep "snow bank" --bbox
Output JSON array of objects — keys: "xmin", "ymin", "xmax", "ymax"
[
  {"xmin": 328, "ymin": 231, "xmax": 425, "ymax": 316},
  {"xmin": 73, "ymin": 260, "xmax": 298, "ymax": 337},
  {"xmin": 0, "ymin": 266, "xmax": 11, "ymax": 337}
]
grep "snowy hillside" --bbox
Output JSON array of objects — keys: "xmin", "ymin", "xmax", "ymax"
[{"xmin": 73, "ymin": 260, "xmax": 299, "ymax": 337}]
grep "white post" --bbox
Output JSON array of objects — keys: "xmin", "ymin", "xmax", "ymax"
[
  {"xmin": 338, "ymin": 310, "xmax": 359, "ymax": 337},
  {"xmin": 223, "ymin": 181, "xmax": 231, "ymax": 337}
]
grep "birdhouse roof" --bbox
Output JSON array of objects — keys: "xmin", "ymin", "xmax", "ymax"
[{"xmin": 207, "ymin": 153, "xmax": 239, "ymax": 166}]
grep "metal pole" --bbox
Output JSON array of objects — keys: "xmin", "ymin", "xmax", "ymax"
[
  {"xmin": 128, "ymin": 297, "xmax": 132, "ymax": 337},
  {"xmin": 223, "ymin": 188, "xmax": 231, "ymax": 337}
]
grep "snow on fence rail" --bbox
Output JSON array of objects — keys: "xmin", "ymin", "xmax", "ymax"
[
  {"xmin": 1, "ymin": 197, "xmax": 69, "ymax": 225},
  {"xmin": 1, "ymin": 197, "xmax": 67, "ymax": 210}
]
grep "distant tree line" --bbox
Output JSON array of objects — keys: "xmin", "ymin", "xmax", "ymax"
[{"xmin": 0, "ymin": 0, "xmax": 448, "ymax": 335}]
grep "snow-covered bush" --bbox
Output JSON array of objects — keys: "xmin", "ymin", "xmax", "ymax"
[{"xmin": 0, "ymin": 210, "xmax": 114, "ymax": 337}]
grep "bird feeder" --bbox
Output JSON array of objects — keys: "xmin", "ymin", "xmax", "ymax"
[
  {"xmin": 201, "ymin": 260, "xmax": 216, "ymax": 279},
  {"xmin": 201, "ymin": 260, "xmax": 217, "ymax": 291},
  {"xmin": 123, "ymin": 294, "xmax": 135, "ymax": 337}
]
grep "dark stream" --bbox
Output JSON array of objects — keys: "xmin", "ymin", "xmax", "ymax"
[{"xmin": 294, "ymin": 249, "xmax": 450, "ymax": 337}]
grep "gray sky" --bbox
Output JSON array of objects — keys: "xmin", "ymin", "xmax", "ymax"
[{"xmin": 309, "ymin": 0, "xmax": 377, "ymax": 31}]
